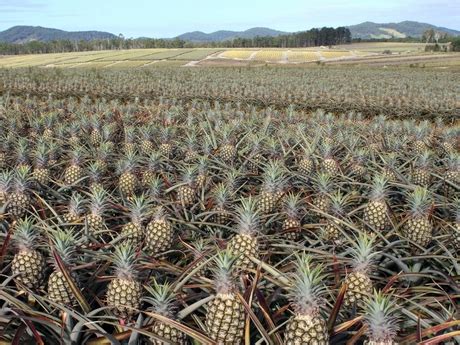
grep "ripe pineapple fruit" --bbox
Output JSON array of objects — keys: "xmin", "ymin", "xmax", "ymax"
[
  {"xmin": 412, "ymin": 124, "xmax": 429, "ymax": 154},
  {"xmin": 0, "ymin": 170, "xmax": 13, "ymax": 208},
  {"xmin": 228, "ymin": 197, "xmax": 260, "ymax": 270},
  {"xmin": 284, "ymin": 253, "xmax": 328, "ymax": 345},
  {"xmin": 218, "ymin": 126, "xmax": 237, "ymax": 163},
  {"xmin": 145, "ymin": 206, "xmax": 174, "ymax": 257},
  {"xmin": 7, "ymin": 166, "xmax": 32, "ymax": 219},
  {"xmin": 139, "ymin": 125, "xmax": 154, "ymax": 155},
  {"xmin": 47, "ymin": 228, "xmax": 79, "ymax": 306},
  {"xmin": 411, "ymin": 151, "xmax": 432, "ymax": 187},
  {"xmin": 312, "ymin": 172, "xmax": 333, "ymax": 216},
  {"xmin": 258, "ymin": 160, "xmax": 286, "ymax": 214},
  {"xmin": 363, "ymin": 176, "xmax": 390, "ymax": 232},
  {"xmin": 120, "ymin": 194, "xmax": 149, "ymax": 247},
  {"xmin": 205, "ymin": 251, "xmax": 245, "ymax": 344},
  {"xmin": 62, "ymin": 192, "xmax": 85, "ymax": 225},
  {"xmin": 64, "ymin": 146, "xmax": 85, "ymax": 186},
  {"xmin": 319, "ymin": 142, "xmax": 340, "ymax": 175},
  {"xmin": 401, "ymin": 187, "xmax": 432, "ymax": 250},
  {"xmin": 90, "ymin": 120, "xmax": 102, "ymax": 147},
  {"xmin": 350, "ymin": 148, "xmax": 368, "ymax": 181},
  {"xmin": 123, "ymin": 126, "xmax": 137, "ymax": 154},
  {"xmin": 159, "ymin": 127, "xmax": 174, "ymax": 158},
  {"xmin": 176, "ymin": 166, "xmax": 196, "ymax": 207},
  {"xmin": 32, "ymin": 142, "xmax": 50, "ymax": 185},
  {"xmin": 282, "ymin": 192, "xmax": 303, "ymax": 241},
  {"xmin": 144, "ymin": 280, "xmax": 187, "ymax": 345},
  {"xmin": 343, "ymin": 233, "xmax": 377, "ymax": 309},
  {"xmin": 106, "ymin": 244, "xmax": 143, "ymax": 319},
  {"xmin": 11, "ymin": 217, "xmax": 46, "ymax": 290},
  {"xmin": 298, "ymin": 144, "xmax": 316, "ymax": 177},
  {"xmin": 364, "ymin": 291, "xmax": 400, "ymax": 345},
  {"xmin": 322, "ymin": 190, "xmax": 351, "ymax": 244},
  {"xmin": 212, "ymin": 182, "xmax": 233, "ymax": 225},
  {"xmin": 86, "ymin": 188, "xmax": 107, "ymax": 235},
  {"xmin": 117, "ymin": 151, "xmax": 138, "ymax": 197}
]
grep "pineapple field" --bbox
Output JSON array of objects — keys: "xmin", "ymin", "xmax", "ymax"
[{"xmin": 0, "ymin": 65, "xmax": 459, "ymax": 344}]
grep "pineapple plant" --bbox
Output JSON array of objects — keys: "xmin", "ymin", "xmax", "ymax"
[
  {"xmin": 312, "ymin": 172, "xmax": 333, "ymax": 216},
  {"xmin": 86, "ymin": 188, "xmax": 108, "ymax": 235},
  {"xmin": 106, "ymin": 244, "xmax": 143, "ymax": 319},
  {"xmin": 401, "ymin": 186, "xmax": 432, "ymax": 250},
  {"xmin": 284, "ymin": 253, "xmax": 328, "ymax": 345},
  {"xmin": 381, "ymin": 153, "xmax": 399, "ymax": 183},
  {"xmin": 117, "ymin": 151, "xmax": 138, "ymax": 197},
  {"xmin": 298, "ymin": 144, "xmax": 316, "ymax": 177},
  {"xmin": 15, "ymin": 138, "xmax": 30, "ymax": 170},
  {"xmin": 218, "ymin": 126, "xmax": 237, "ymax": 163},
  {"xmin": 258, "ymin": 160, "xmax": 286, "ymax": 214},
  {"xmin": 62, "ymin": 192, "xmax": 85, "ymax": 225},
  {"xmin": 228, "ymin": 197, "xmax": 260, "ymax": 270},
  {"xmin": 350, "ymin": 148, "xmax": 368, "ymax": 181},
  {"xmin": 32, "ymin": 142, "xmax": 50, "ymax": 185},
  {"xmin": 159, "ymin": 127, "xmax": 173, "ymax": 158},
  {"xmin": 195, "ymin": 155, "xmax": 208, "ymax": 189},
  {"xmin": 90, "ymin": 119, "xmax": 102, "ymax": 147},
  {"xmin": 363, "ymin": 291, "xmax": 400, "ymax": 345},
  {"xmin": 212, "ymin": 182, "xmax": 233, "ymax": 225},
  {"xmin": 411, "ymin": 151, "xmax": 432, "ymax": 187},
  {"xmin": 120, "ymin": 194, "xmax": 149, "ymax": 247},
  {"xmin": 139, "ymin": 125, "xmax": 154, "ymax": 155},
  {"xmin": 11, "ymin": 217, "xmax": 46, "ymax": 290},
  {"xmin": 64, "ymin": 146, "xmax": 85, "ymax": 186},
  {"xmin": 144, "ymin": 280, "xmax": 187, "ymax": 344},
  {"xmin": 322, "ymin": 190, "xmax": 351, "ymax": 244},
  {"xmin": 205, "ymin": 251, "xmax": 245, "ymax": 344},
  {"xmin": 282, "ymin": 192, "xmax": 303, "ymax": 241},
  {"xmin": 47, "ymin": 228, "xmax": 79, "ymax": 306},
  {"xmin": 87, "ymin": 161, "xmax": 105, "ymax": 192},
  {"xmin": 7, "ymin": 166, "xmax": 32, "ymax": 219},
  {"xmin": 176, "ymin": 166, "xmax": 196, "ymax": 207},
  {"xmin": 145, "ymin": 206, "xmax": 174, "ymax": 257},
  {"xmin": 442, "ymin": 153, "xmax": 459, "ymax": 196},
  {"xmin": 142, "ymin": 151, "xmax": 162, "ymax": 187},
  {"xmin": 363, "ymin": 176, "xmax": 390, "ymax": 232},
  {"xmin": 319, "ymin": 141, "xmax": 340, "ymax": 175},
  {"xmin": 0, "ymin": 170, "xmax": 12, "ymax": 208},
  {"xmin": 123, "ymin": 126, "xmax": 137, "ymax": 154},
  {"xmin": 343, "ymin": 233, "xmax": 377, "ymax": 309}
]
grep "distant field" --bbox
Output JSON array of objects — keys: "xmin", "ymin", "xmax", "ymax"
[{"xmin": 0, "ymin": 43, "xmax": 457, "ymax": 69}]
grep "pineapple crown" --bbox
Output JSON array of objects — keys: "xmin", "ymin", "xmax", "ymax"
[
  {"xmin": 147, "ymin": 177, "xmax": 163, "ymax": 199},
  {"xmin": 350, "ymin": 233, "xmax": 378, "ymax": 272},
  {"xmin": 330, "ymin": 190, "xmax": 350, "ymax": 217},
  {"xmin": 13, "ymin": 165, "xmax": 31, "ymax": 193},
  {"xmin": 13, "ymin": 217, "xmax": 40, "ymax": 252},
  {"xmin": 117, "ymin": 151, "xmax": 138, "ymax": 174},
  {"xmin": 153, "ymin": 205, "xmax": 167, "ymax": 221},
  {"xmin": 88, "ymin": 161, "xmax": 103, "ymax": 182},
  {"xmin": 139, "ymin": 125, "xmax": 152, "ymax": 141},
  {"xmin": 213, "ymin": 250, "xmax": 238, "ymax": 294},
  {"xmin": 364, "ymin": 290, "xmax": 400, "ymax": 344},
  {"xmin": 0, "ymin": 170, "xmax": 13, "ymax": 193},
  {"xmin": 369, "ymin": 175, "xmax": 388, "ymax": 201},
  {"xmin": 288, "ymin": 253, "xmax": 326, "ymax": 316},
  {"xmin": 406, "ymin": 186, "xmax": 431, "ymax": 218},
  {"xmin": 262, "ymin": 160, "xmax": 286, "ymax": 193},
  {"xmin": 111, "ymin": 243, "xmax": 138, "ymax": 280},
  {"xmin": 33, "ymin": 142, "xmax": 49, "ymax": 167},
  {"xmin": 236, "ymin": 196, "xmax": 260, "ymax": 236},
  {"xmin": 446, "ymin": 153, "xmax": 459, "ymax": 170},
  {"xmin": 313, "ymin": 172, "xmax": 333, "ymax": 195},
  {"xmin": 89, "ymin": 188, "xmax": 107, "ymax": 215},
  {"xmin": 69, "ymin": 146, "xmax": 84, "ymax": 166},
  {"xmin": 15, "ymin": 138, "xmax": 29, "ymax": 164},
  {"xmin": 454, "ymin": 197, "xmax": 460, "ymax": 223},
  {"xmin": 180, "ymin": 165, "xmax": 197, "ymax": 186},
  {"xmin": 144, "ymin": 279, "xmax": 177, "ymax": 317},
  {"xmin": 196, "ymin": 156, "xmax": 208, "ymax": 174},
  {"xmin": 124, "ymin": 126, "xmax": 136, "ymax": 143},
  {"xmin": 213, "ymin": 182, "xmax": 230, "ymax": 207},
  {"xmin": 146, "ymin": 151, "xmax": 162, "ymax": 170},
  {"xmin": 283, "ymin": 192, "xmax": 302, "ymax": 219},
  {"xmin": 383, "ymin": 153, "xmax": 398, "ymax": 168},
  {"xmin": 125, "ymin": 194, "xmax": 149, "ymax": 224},
  {"xmin": 415, "ymin": 151, "xmax": 431, "ymax": 169},
  {"xmin": 68, "ymin": 192, "xmax": 85, "ymax": 216},
  {"xmin": 50, "ymin": 228, "xmax": 77, "ymax": 266}
]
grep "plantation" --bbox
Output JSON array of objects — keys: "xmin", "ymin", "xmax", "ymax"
[{"xmin": 0, "ymin": 64, "xmax": 458, "ymax": 344}]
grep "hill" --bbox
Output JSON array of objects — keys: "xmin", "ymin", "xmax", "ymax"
[
  {"xmin": 176, "ymin": 27, "xmax": 287, "ymax": 42},
  {"xmin": 347, "ymin": 21, "xmax": 460, "ymax": 39},
  {"xmin": 0, "ymin": 26, "xmax": 117, "ymax": 43}
]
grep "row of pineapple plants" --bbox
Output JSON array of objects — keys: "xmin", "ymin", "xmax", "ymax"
[{"xmin": 0, "ymin": 96, "xmax": 458, "ymax": 344}]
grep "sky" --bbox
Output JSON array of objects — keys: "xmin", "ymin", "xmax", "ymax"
[{"xmin": 1, "ymin": 0, "xmax": 459, "ymax": 37}]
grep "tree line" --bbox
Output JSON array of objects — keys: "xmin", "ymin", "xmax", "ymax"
[{"xmin": 0, "ymin": 27, "xmax": 352, "ymax": 55}]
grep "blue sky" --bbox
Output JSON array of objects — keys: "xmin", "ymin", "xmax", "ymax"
[{"xmin": 1, "ymin": 0, "xmax": 459, "ymax": 37}]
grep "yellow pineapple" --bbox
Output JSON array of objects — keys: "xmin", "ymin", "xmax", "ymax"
[
  {"xmin": 363, "ymin": 176, "xmax": 390, "ymax": 232},
  {"xmin": 120, "ymin": 194, "xmax": 148, "ymax": 247},
  {"xmin": 145, "ymin": 206, "xmax": 174, "ymax": 257},
  {"xmin": 258, "ymin": 160, "xmax": 286, "ymax": 214}
]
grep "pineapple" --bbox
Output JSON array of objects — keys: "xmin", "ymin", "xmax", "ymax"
[
  {"xmin": 319, "ymin": 142, "xmax": 339, "ymax": 175},
  {"xmin": 195, "ymin": 156, "xmax": 208, "ymax": 189},
  {"xmin": 62, "ymin": 192, "xmax": 85, "ymax": 225},
  {"xmin": 412, "ymin": 124, "xmax": 429, "ymax": 154},
  {"xmin": 95, "ymin": 141, "xmax": 112, "ymax": 173},
  {"xmin": 117, "ymin": 151, "xmax": 138, "ymax": 197},
  {"xmin": 106, "ymin": 244, "xmax": 143, "ymax": 319},
  {"xmin": 139, "ymin": 125, "xmax": 154, "ymax": 155},
  {"xmin": 120, "ymin": 195, "xmax": 149, "ymax": 247},
  {"xmin": 312, "ymin": 172, "xmax": 333, "ymax": 216},
  {"xmin": 145, "ymin": 206, "xmax": 174, "ymax": 257},
  {"xmin": 212, "ymin": 182, "xmax": 232, "ymax": 225},
  {"xmin": 176, "ymin": 166, "xmax": 196, "ymax": 207},
  {"xmin": 298, "ymin": 145, "xmax": 316, "ymax": 177},
  {"xmin": 258, "ymin": 160, "xmax": 286, "ymax": 214},
  {"xmin": 144, "ymin": 280, "xmax": 187, "ymax": 344},
  {"xmin": 90, "ymin": 119, "xmax": 102, "ymax": 147},
  {"xmin": 228, "ymin": 197, "xmax": 260, "ymax": 270},
  {"xmin": 322, "ymin": 190, "xmax": 350, "ymax": 244},
  {"xmin": 282, "ymin": 192, "xmax": 303, "ymax": 241},
  {"xmin": 442, "ymin": 153, "xmax": 459, "ymax": 197},
  {"xmin": 64, "ymin": 146, "xmax": 85, "ymax": 186},
  {"xmin": 32, "ymin": 142, "xmax": 50, "ymax": 185},
  {"xmin": 47, "ymin": 228, "xmax": 79, "ymax": 306},
  {"xmin": 381, "ymin": 153, "xmax": 399, "ymax": 183},
  {"xmin": 15, "ymin": 138, "xmax": 30, "ymax": 170},
  {"xmin": 87, "ymin": 161, "xmax": 105, "ymax": 192},
  {"xmin": 401, "ymin": 187, "xmax": 432, "ymax": 250},
  {"xmin": 7, "ymin": 166, "xmax": 32, "ymax": 219},
  {"xmin": 350, "ymin": 148, "xmax": 368, "ymax": 181},
  {"xmin": 364, "ymin": 291, "xmax": 399, "ymax": 345},
  {"xmin": 363, "ymin": 176, "xmax": 390, "ymax": 232},
  {"xmin": 86, "ymin": 188, "xmax": 107, "ymax": 235},
  {"xmin": 11, "ymin": 217, "xmax": 46, "ymax": 290},
  {"xmin": 343, "ymin": 233, "xmax": 377, "ymax": 309},
  {"xmin": 411, "ymin": 151, "xmax": 432, "ymax": 187},
  {"xmin": 246, "ymin": 135, "xmax": 263, "ymax": 174},
  {"xmin": 284, "ymin": 253, "xmax": 328, "ymax": 345},
  {"xmin": 123, "ymin": 126, "xmax": 137, "ymax": 154},
  {"xmin": 142, "ymin": 151, "xmax": 162, "ymax": 187},
  {"xmin": 205, "ymin": 251, "xmax": 245, "ymax": 344},
  {"xmin": 218, "ymin": 126, "xmax": 237, "ymax": 163},
  {"xmin": 159, "ymin": 127, "xmax": 173, "ymax": 158},
  {"xmin": 183, "ymin": 133, "xmax": 198, "ymax": 162},
  {"xmin": 0, "ymin": 170, "xmax": 13, "ymax": 208}
]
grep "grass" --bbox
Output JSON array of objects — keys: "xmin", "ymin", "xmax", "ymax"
[{"xmin": 221, "ymin": 50, "xmax": 258, "ymax": 59}]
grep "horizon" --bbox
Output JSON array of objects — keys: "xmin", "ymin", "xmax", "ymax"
[{"xmin": 1, "ymin": 0, "xmax": 459, "ymax": 38}]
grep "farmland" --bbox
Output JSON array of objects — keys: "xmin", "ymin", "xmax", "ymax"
[{"xmin": 0, "ymin": 48, "xmax": 459, "ymax": 345}]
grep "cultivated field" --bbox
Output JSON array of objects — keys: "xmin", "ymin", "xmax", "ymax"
[
  {"xmin": 0, "ymin": 60, "xmax": 459, "ymax": 344},
  {"xmin": 1, "ymin": 43, "xmax": 459, "ymax": 69}
]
